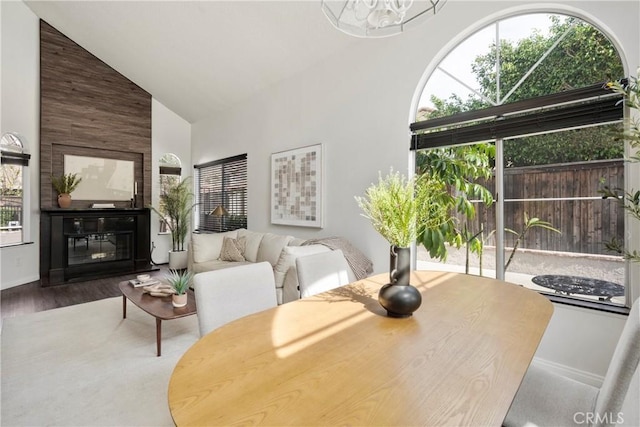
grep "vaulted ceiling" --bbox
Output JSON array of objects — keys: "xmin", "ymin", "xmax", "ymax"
[{"xmin": 26, "ymin": 1, "xmax": 362, "ymax": 123}]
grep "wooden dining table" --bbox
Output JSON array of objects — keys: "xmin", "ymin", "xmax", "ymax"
[{"xmin": 168, "ymin": 270, "xmax": 553, "ymax": 426}]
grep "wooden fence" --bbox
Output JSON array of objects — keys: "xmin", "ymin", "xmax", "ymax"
[{"xmin": 462, "ymin": 159, "xmax": 624, "ymax": 255}]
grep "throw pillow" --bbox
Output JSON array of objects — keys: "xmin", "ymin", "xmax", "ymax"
[
  {"xmin": 257, "ymin": 233, "xmax": 294, "ymax": 266},
  {"xmin": 219, "ymin": 236, "xmax": 246, "ymax": 262},
  {"xmin": 236, "ymin": 229, "xmax": 265, "ymax": 262},
  {"xmin": 191, "ymin": 230, "xmax": 238, "ymax": 263}
]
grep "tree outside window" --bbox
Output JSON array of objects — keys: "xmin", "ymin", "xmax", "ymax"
[{"xmin": 158, "ymin": 153, "xmax": 182, "ymax": 233}]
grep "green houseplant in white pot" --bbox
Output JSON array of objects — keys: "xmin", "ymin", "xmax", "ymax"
[
  {"xmin": 150, "ymin": 178, "xmax": 195, "ymax": 270},
  {"xmin": 165, "ymin": 269, "xmax": 193, "ymax": 308},
  {"xmin": 356, "ymin": 170, "xmax": 452, "ymax": 317},
  {"xmin": 51, "ymin": 173, "xmax": 82, "ymax": 208}
]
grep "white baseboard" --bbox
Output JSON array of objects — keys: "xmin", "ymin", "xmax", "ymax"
[
  {"xmin": 532, "ymin": 357, "xmax": 604, "ymax": 387},
  {"xmin": 0, "ymin": 274, "xmax": 40, "ymax": 290}
]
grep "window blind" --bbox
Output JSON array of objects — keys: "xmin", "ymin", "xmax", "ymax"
[
  {"xmin": 0, "ymin": 151, "xmax": 30, "ymax": 166},
  {"xmin": 194, "ymin": 154, "xmax": 247, "ymax": 232},
  {"xmin": 159, "ymin": 166, "xmax": 181, "ymax": 176},
  {"xmin": 411, "ymin": 83, "xmax": 624, "ymax": 149}
]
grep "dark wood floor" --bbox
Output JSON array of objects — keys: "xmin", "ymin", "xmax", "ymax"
[{"xmin": 1, "ymin": 265, "xmax": 167, "ymax": 320}]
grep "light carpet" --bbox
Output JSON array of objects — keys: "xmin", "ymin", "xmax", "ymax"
[{"xmin": 1, "ymin": 296, "xmax": 200, "ymax": 426}]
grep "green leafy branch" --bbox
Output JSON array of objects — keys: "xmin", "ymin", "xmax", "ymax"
[
  {"xmin": 165, "ymin": 269, "xmax": 193, "ymax": 295},
  {"xmin": 601, "ymin": 70, "xmax": 640, "ymax": 263},
  {"xmin": 355, "ymin": 170, "xmax": 451, "ymax": 250},
  {"xmin": 415, "ymin": 144, "xmax": 495, "ymax": 261},
  {"xmin": 503, "ymin": 213, "xmax": 561, "ymax": 270}
]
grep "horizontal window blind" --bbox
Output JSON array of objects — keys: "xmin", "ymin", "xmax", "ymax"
[
  {"xmin": 159, "ymin": 166, "xmax": 181, "ymax": 176},
  {"xmin": 0, "ymin": 151, "xmax": 30, "ymax": 166},
  {"xmin": 411, "ymin": 83, "xmax": 623, "ymax": 149},
  {"xmin": 194, "ymin": 154, "xmax": 247, "ymax": 233}
]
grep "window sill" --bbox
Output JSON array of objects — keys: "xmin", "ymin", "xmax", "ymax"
[
  {"xmin": 1, "ymin": 241, "xmax": 35, "ymax": 249},
  {"xmin": 543, "ymin": 293, "xmax": 630, "ymax": 316}
]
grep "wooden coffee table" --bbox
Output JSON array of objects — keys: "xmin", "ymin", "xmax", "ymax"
[{"xmin": 118, "ymin": 281, "xmax": 197, "ymax": 356}]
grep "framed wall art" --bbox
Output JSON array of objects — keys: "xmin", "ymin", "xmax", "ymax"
[{"xmin": 270, "ymin": 143, "xmax": 323, "ymax": 228}]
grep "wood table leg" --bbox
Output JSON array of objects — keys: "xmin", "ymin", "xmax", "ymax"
[
  {"xmin": 156, "ymin": 318, "xmax": 162, "ymax": 357},
  {"xmin": 122, "ymin": 295, "xmax": 127, "ymax": 319}
]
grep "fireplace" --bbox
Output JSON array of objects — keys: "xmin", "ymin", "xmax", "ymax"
[{"xmin": 40, "ymin": 208, "xmax": 152, "ymax": 285}]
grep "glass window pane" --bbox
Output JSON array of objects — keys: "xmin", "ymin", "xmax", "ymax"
[
  {"xmin": 0, "ymin": 164, "xmax": 23, "ymax": 246},
  {"xmin": 415, "ymin": 143, "xmax": 496, "ymax": 277},
  {"xmin": 416, "ymin": 13, "xmax": 623, "ymax": 118},
  {"xmin": 158, "ymin": 174, "xmax": 180, "ymax": 233},
  {"xmin": 195, "ymin": 155, "xmax": 247, "ymax": 233},
  {"xmin": 502, "ymin": 124, "xmax": 625, "ymax": 305}
]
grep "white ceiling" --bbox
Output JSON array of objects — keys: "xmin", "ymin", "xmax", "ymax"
[{"xmin": 25, "ymin": 1, "xmax": 362, "ymax": 123}]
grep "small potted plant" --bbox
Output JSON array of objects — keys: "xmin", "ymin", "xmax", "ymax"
[
  {"xmin": 165, "ymin": 269, "xmax": 193, "ymax": 308},
  {"xmin": 51, "ymin": 173, "xmax": 82, "ymax": 208}
]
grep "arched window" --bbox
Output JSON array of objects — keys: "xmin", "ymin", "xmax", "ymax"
[
  {"xmin": 412, "ymin": 13, "xmax": 628, "ymax": 308},
  {"xmin": 1, "ymin": 132, "xmax": 31, "ymax": 246}
]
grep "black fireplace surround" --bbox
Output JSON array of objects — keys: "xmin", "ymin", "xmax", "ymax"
[{"xmin": 40, "ymin": 208, "xmax": 152, "ymax": 286}]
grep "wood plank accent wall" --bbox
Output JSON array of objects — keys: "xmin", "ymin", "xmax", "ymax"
[{"xmin": 40, "ymin": 20, "xmax": 152, "ymax": 209}]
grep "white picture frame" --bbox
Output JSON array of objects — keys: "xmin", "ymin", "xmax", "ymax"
[{"xmin": 270, "ymin": 143, "xmax": 323, "ymax": 228}]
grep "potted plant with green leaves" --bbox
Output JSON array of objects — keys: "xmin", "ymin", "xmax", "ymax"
[
  {"xmin": 51, "ymin": 173, "xmax": 82, "ymax": 208},
  {"xmin": 165, "ymin": 269, "xmax": 193, "ymax": 308},
  {"xmin": 150, "ymin": 177, "xmax": 196, "ymax": 270},
  {"xmin": 356, "ymin": 169, "xmax": 452, "ymax": 317},
  {"xmin": 601, "ymin": 69, "xmax": 640, "ymax": 263}
]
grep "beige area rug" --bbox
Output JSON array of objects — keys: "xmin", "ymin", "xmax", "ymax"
[{"xmin": 1, "ymin": 296, "xmax": 200, "ymax": 426}]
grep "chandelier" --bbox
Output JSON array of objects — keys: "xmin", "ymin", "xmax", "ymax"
[{"xmin": 321, "ymin": 0, "xmax": 447, "ymax": 38}]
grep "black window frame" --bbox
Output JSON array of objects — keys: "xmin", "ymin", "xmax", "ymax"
[{"xmin": 194, "ymin": 154, "xmax": 247, "ymax": 233}]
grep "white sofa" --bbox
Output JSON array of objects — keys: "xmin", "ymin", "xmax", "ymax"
[{"xmin": 187, "ymin": 229, "xmax": 357, "ymax": 304}]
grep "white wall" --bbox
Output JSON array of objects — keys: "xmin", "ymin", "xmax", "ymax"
[
  {"xmin": 191, "ymin": 10, "xmax": 430, "ymax": 273},
  {"xmin": 150, "ymin": 99, "xmax": 191, "ymax": 264},
  {"xmin": 0, "ymin": 0, "xmax": 40, "ymax": 289},
  {"xmin": 191, "ymin": 1, "xmax": 639, "ymax": 424}
]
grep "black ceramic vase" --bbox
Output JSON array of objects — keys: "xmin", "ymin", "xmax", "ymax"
[{"xmin": 378, "ymin": 245, "xmax": 422, "ymax": 318}]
